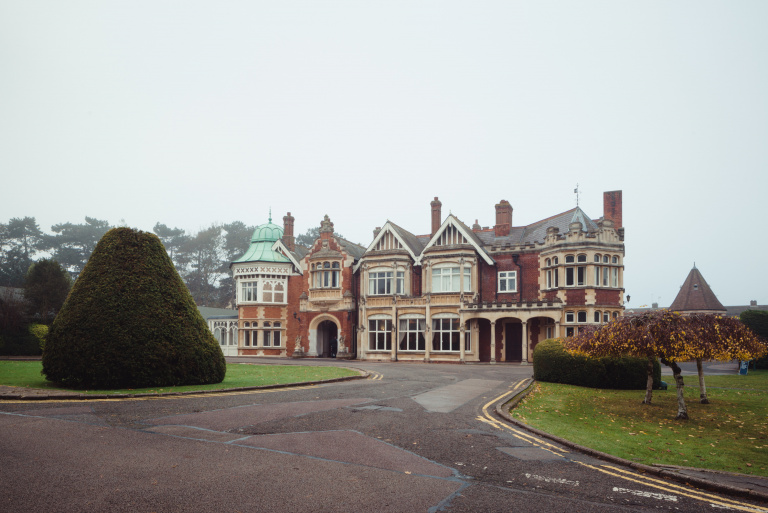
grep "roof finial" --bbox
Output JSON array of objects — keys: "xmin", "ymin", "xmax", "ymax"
[
  {"xmin": 269, "ymin": 207, "xmax": 272, "ymax": 223},
  {"xmin": 574, "ymin": 183, "xmax": 580, "ymax": 206}
]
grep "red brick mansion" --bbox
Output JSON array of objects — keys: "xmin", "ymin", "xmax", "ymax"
[{"xmin": 220, "ymin": 191, "xmax": 624, "ymax": 363}]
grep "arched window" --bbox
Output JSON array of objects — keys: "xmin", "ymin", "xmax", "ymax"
[
  {"xmin": 612, "ymin": 256, "xmax": 619, "ymax": 264},
  {"xmin": 594, "ymin": 254, "xmax": 601, "ymax": 262},
  {"xmin": 577, "ymin": 254, "xmax": 587, "ymax": 263},
  {"xmin": 545, "ymin": 258, "xmax": 551, "ymax": 266},
  {"xmin": 594, "ymin": 311, "xmax": 601, "ymax": 323}
]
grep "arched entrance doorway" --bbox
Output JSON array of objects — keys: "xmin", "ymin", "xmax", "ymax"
[{"xmin": 317, "ymin": 320, "xmax": 338, "ymax": 358}]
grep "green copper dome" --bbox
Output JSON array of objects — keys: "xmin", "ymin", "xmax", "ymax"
[
  {"xmin": 251, "ymin": 221, "xmax": 283, "ymax": 243},
  {"xmin": 232, "ymin": 215, "xmax": 291, "ymax": 264}
]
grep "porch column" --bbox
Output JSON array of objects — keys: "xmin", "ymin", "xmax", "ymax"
[
  {"xmin": 490, "ymin": 320, "xmax": 497, "ymax": 364},
  {"xmin": 459, "ymin": 320, "xmax": 466, "ymax": 363},
  {"xmin": 555, "ymin": 321, "xmax": 561, "ymax": 338},
  {"xmin": 391, "ymin": 311, "xmax": 397, "ymax": 362},
  {"xmin": 521, "ymin": 321, "xmax": 529, "ymax": 365}
]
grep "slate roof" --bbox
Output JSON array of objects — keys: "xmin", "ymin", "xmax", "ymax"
[
  {"xmin": 387, "ymin": 221, "xmax": 427, "ymax": 255},
  {"xmin": 669, "ymin": 267, "xmax": 726, "ymax": 313},
  {"xmin": 197, "ymin": 306, "xmax": 237, "ymax": 320},
  {"xmin": 335, "ymin": 236, "xmax": 367, "ymax": 260}
]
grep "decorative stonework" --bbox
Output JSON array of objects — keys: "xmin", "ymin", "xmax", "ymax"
[{"xmin": 319, "ymin": 215, "xmax": 335, "ymax": 234}]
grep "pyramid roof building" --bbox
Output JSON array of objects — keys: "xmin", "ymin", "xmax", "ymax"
[{"xmin": 669, "ymin": 266, "xmax": 726, "ymax": 314}]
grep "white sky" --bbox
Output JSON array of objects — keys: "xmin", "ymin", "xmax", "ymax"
[{"xmin": 2, "ymin": 1, "xmax": 766, "ymax": 307}]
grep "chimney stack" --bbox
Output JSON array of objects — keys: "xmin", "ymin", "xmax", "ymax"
[
  {"xmin": 282, "ymin": 212, "xmax": 295, "ymax": 251},
  {"xmin": 373, "ymin": 227, "xmax": 381, "ymax": 239},
  {"xmin": 431, "ymin": 197, "xmax": 442, "ymax": 236},
  {"xmin": 494, "ymin": 200, "xmax": 513, "ymax": 237},
  {"xmin": 603, "ymin": 190, "xmax": 622, "ymax": 230}
]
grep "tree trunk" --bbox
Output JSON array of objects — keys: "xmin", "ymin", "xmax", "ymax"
[
  {"xmin": 696, "ymin": 358, "xmax": 709, "ymax": 404},
  {"xmin": 642, "ymin": 356, "xmax": 654, "ymax": 404},
  {"xmin": 663, "ymin": 359, "xmax": 689, "ymax": 420}
]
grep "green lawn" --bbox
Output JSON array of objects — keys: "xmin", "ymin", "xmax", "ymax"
[
  {"xmin": 0, "ymin": 361, "xmax": 360, "ymax": 395},
  {"xmin": 511, "ymin": 370, "xmax": 768, "ymax": 477}
]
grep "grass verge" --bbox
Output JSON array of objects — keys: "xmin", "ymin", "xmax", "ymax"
[
  {"xmin": 0, "ymin": 361, "xmax": 360, "ymax": 395},
  {"xmin": 510, "ymin": 370, "xmax": 768, "ymax": 477}
]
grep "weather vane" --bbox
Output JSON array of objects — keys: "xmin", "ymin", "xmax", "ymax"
[{"xmin": 574, "ymin": 183, "xmax": 580, "ymax": 206}]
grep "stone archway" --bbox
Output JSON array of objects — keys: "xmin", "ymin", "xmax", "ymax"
[{"xmin": 309, "ymin": 315, "xmax": 341, "ymax": 358}]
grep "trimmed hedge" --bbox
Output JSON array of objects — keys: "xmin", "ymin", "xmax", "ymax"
[
  {"xmin": 42, "ymin": 228, "xmax": 226, "ymax": 389},
  {"xmin": 534, "ymin": 338, "xmax": 661, "ymax": 389}
]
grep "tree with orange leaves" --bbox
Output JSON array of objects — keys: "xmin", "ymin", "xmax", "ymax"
[{"xmin": 566, "ymin": 310, "xmax": 766, "ymax": 420}]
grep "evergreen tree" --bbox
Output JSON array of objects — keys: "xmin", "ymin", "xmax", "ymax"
[
  {"xmin": 42, "ymin": 227, "xmax": 226, "ymax": 388},
  {"xmin": 24, "ymin": 259, "xmax": 71, "ymax": 323}
]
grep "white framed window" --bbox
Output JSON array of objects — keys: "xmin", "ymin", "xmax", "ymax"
[
  {"xmin": 432, "ymin": 266, "xmax": 471, "ymax": 293},
  {"xmin": 243, "ymin": 322, "xmax": 252, "ymax": 346},
  {"xmin": 398, "ymin": 318, "xmax": 425, "ymax": 351},
  {"xmin": 577, "ymin": 254, "xmax": 587, "ymax": 263},
  {"xmin": 566, "ymin": 327, "xmax": 575, "ymax": 337},
  {"xmin": 603, "ymin": 255, "xmax": 609, "ymax": 263},
  {"xmin": 241, "ymin": 281, "xmax": 257, "ymax": 302},
  {"xmin": 577, "ymin": 311, "xmax": 587, "ymax": 323},
  {"xmin": 369, "ymin": 317, "xmax": 392, "ymax": 351},
  {"xmin": 239, "ymin": 277, "xmax": 287, "ymax": 304},
  {"xmin": 603, "ymin": 312, "xmax": 610, "ymax": 323},
  {"xmin": 369, "ymin": 269, "xmax": 405, "ymax": 295},
  {"xmin": 498, "ymin": 271, "xmax": 517, "ymax": 293},
  {"xmin": 565, "ymin": 255, "xmax": 575, "ymax": 263},
  {"xmin": 432, "ymin": 317, "xmax": 460, "ymax": 352},
  {"xmin": 594, "ymin": 254, "xmax": 601, "ymax": 263},
  {"xmin": 565, "ymin": 311, "xmax": 574, "ymax": 323},
  {"xmin": 612, "ymin": 256, "xmax": 619, "ymax": 264},
  {"xmin": 603, "ymin": 267, "xmax": 609, "ymax": 287},
  {"xmin": 595, "ymin": 266, "xmax": 601, "ymax": 286},
  {"xmin": 612, "ymin": 267, "xmax": 619, "ymax": 287},
  {"xmin": 263, "ymin": 322, "xmax": 271, "ymax": 346},
  {"xmin": 594, "ymin": 311, "xmax": 601, "ymax": 323}
]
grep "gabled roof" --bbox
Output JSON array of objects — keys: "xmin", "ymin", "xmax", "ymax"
[
  {"xmin": 420, "ymin": 214, "xmax": 494, "ymax": 265},
  {"xmin": 363, "ymin": 221, "xmax": 424, "ymax": 259},
  {"xmin": 271, "ymin": 239, "xmax": 304, "ymax": 274},
  {"xmin": 670, "ymin": 266, "xmax": 726, "ymax": 313}
]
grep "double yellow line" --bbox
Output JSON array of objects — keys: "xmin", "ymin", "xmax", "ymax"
[{"xmin": 479, "ymin": 382, "xmax": 768, "ymax": 513}]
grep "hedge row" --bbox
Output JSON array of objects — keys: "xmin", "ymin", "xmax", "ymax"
[{"xmin": 533, "ymin": 338, "xmax": 661, "ymax": 389}]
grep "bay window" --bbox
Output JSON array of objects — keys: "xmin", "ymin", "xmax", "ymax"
[
  {"xmin": 312, "ymin": 261, "xmax": 340, "ymax": 289},
  {"xmin": 369, "ymin": 269, "xmax": 405, "ymax": 295},
  {"xmin": 432, "ymin": 266, "xmax": 471, "ymax": 293}
]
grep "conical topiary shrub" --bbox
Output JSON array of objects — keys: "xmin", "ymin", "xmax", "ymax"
[{"xmin": 42, "ymin": 227, "xmax": 226, "ymax": 389}]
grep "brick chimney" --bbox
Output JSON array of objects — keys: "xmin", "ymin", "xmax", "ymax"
[
  {"xmin": 282, "ymin": 212, "xmax": 295, "ymax": 251},
  {"xmin": 494, "ymin": 200, "xmax": 512, "ymax": 237},
  {"xmin": 431, "ymin": 197, "xmax": 442, "ymax": 237},
  {"xmin": 603, "ymin": 190, "xmax": 622, "ymax": 229}
]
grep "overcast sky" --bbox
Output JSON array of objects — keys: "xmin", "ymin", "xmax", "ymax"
[{"xmin": 2, "ymin": 1, "xmax": 766, "ymax": 307}]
